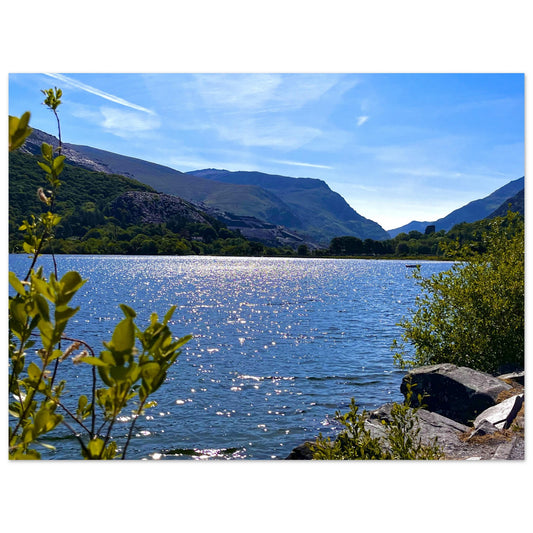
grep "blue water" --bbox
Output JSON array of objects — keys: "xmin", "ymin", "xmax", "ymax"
[{"xmin": 9, "ymin": 255, "xmax": 453, "ymax": 460}]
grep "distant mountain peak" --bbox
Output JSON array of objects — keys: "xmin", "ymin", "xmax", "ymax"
[{"xmin": 388, "ymin": 176, "xmax": 524, "ymax": 237}]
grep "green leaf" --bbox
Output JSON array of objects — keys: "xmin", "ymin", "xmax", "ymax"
[
  {"xmin": 41, "ymin": 142, "xmax": 53, "ymax": 161},
  {"xmin": 80, "ymin": 356, "xmax": 109, "ymax": 367},
  {"xmin": 9, "ymin": 112, "xmax": 33, "ymax": 152},
  {"xmin": 77, "ymin": 395, "xmax": 88, "ymax": 417},
  {"xmin": 37, "ymin": 161, "xmax": 52, "ymax": 174},
  {"xmin": 27, "ymin": 362, "xmax": 41, "ymax": 382},
  {"xmin": 109, "ymin": 317, "xmax": 135, "ymax": 353},
  {"xmin": 58, "ymin": 271, "xmax": 86, "ymax": 304},
  {"xmin": 87, "ymin": 438, "xmax": 105, "ymax": 458},
  {"xmin": 119, "ymin": 304, "xmax": 137, "ymax": 318},
  {"xmin": 141, "ymin": 362, "xmax": 161, "ymax": 382},
  {"xmin": 52, "ymin": 155, "xmax": 65, "ymax": 172},
  {"xmin": 34, "ymin": 294, "xmax": 51, "ymax": 322},
  {"xmin": 22, "ymin": 242, "xmax": 35, "ymax": 255},
  {"xmin": 10, "ymin": 448, "xmax": 41, "ymax": 460},
  {"xmin": 55, "ymin": 304, "xmax": 79, "ymax": 326},
  {"xmin": 163, "ymin": 305, "xmax": 176, "ymax": 324},
  {"xmin": 9, "ymin": 272, "xmax": 26, "ymax": 296}
]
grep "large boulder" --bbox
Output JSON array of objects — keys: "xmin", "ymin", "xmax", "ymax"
[{"xmin": 400, "ymin": 364, "xmax": 512, "ymax": 425}]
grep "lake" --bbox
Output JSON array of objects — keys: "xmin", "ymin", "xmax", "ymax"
[{"xmin": 9, "ymin": 254, "xmax": 454, "ymax": 460}]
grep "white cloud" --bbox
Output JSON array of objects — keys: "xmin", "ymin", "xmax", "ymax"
[
  {"xmin": 193, "ymin": 74, "xmax": 282, "ymax": 111},
  {"xmin": 192, "ymin": 73, "xmax": 344, "ymax": 113},
  {"xmin": 272, "ymin": 159, "xmax": 333, "ymax": 170},
  {"xmin": 95, "ymin": 107, "xmax": 160, "ymax": 138},
  {"xmin": 71, "ymin": 103, "xmax": 160, "ymax": 138},
  {"xmin": 357, "ymin": 116, "xmax": 369, "ymax": 126},
  {"xmin": 101, "ymin": 107, "xmax": 160, "ymax": 136},
  {"xmin": 213, "ymin": 118, "xmax": 322, "ymax": 149}
]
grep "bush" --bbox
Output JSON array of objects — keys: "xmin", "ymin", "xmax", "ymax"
[
  {"xmin": 311, "ymin": 384, "xmax": 443, "ymax": 460},
  {"xmin": 393, "ymin": 211, "xmax": 524, "ymax": 374}
]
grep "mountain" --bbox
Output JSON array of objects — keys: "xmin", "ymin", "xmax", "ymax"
[
  {"xmin": 388, "ymin": 177, "xmax": 525, "ymax": 237},
  {"xmin": 10, "ymin": 149, "xmax": 299, "ymax": 255},
  {"xmin": 187, "ymin": 169, "xmax": 390, "ymax": 243},
  {"xmin": 21, "ymin": 128, "xmax": 389, "ymax": 245},
  {"xmin": 487, "ymin": 189, "xmax": 524, "ymax": 219}
]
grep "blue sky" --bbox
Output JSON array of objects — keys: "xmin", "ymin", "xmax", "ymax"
[{"xmin": 9, "ymin": 73, "xmax": 524, "ymax": 230}]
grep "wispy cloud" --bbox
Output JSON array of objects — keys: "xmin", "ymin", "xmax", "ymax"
[
  {"xmin": 192, "ymin": 74, "xmax": 344, "ymax": 114},
  {"xmin": 272, "ymin": 159, "xmax": 333, "ymax": 170},
  {"xmin": 70, "ymin": 104, "xmax": 160, "ymax": 138},
  {"xmin": 43, "ymin": 73, "xmax": 156, "ymax": 115},
  {"xmin": 100, "ymin": 107, "xmax": 161, "ymax": 137},
  {"xmin": 357, "ymin": 116, "xmax": 369, "ymax": 126},
  {"xmin": 184, "ymin": 74, "xmax": 351, "ymax": 150},
  {"xmin": 213, "ymin": 118, "xmax": 322, "ymax": 149}
]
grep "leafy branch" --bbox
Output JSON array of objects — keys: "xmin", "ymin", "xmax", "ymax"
[{"xmin": 8, "ymin": 89, "xmax": 192, "ymax": 459}]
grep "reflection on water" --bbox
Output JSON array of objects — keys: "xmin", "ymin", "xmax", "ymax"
[{"xmin": 9, "ymin": 255, "xmax": 453, "ymax": 459}]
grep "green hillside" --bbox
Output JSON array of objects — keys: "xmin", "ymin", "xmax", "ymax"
[
  {"xmin": 188, "ymin": 169, "xmax": 390, "ymax": 242},
  {"xmin": 9, "ymin": 150, "xmax": 287, "ymax": 256}
]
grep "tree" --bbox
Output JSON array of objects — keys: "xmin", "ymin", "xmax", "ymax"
[
  {"xmin": 393, "ymin": 211, "xmax": 524, "ymax": 374},
  {"xmin": 297, "ymin": 244, "xmax": 309, "ymax": 256}
]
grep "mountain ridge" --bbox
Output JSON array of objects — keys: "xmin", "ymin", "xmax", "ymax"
[
  {"xmin": 22, "ymin": 127, "xmax": 390, "ymax": 244},
  {"xmin": 388, "ymin": 177, "xmax": 524, "ymax": 237},
  {"xmin": 187, "ymin": 168, "xmax": 390, "ymax": 241}
]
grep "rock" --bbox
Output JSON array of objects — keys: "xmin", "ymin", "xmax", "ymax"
[
  {"xmin": 285, "ymin": 441, "xmax": 316, "ymax": 460},
  {"xmin": 468, "ymin": 419, "xmax": 499, "ymax": 439},
  {"xmin": 474, "ymin": 394, "xmax": 524, "ymax": 430},
  {"xmin": 401, "ymin": 363, "xmax": 512, "ymax": 425},
  {"xmin": 108, "ymin": 191, "xmax": 213, "ymax": 226},
  {"xmin": 366, "ymin": 403, "xmax": 470, "ymax": 456},
  {"xmin": 498, "ymin": 371, "xmax": 525, "ymax": 386}
]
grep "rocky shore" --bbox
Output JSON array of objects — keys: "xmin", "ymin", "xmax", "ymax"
[{"xmin": 287, "ymin": 363, "xmax": 525, "ymax": 460}]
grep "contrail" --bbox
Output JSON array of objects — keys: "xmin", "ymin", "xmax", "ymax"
[{"xmin": 43, "ymin": 73, "xmax": 155, "ymax": 115}]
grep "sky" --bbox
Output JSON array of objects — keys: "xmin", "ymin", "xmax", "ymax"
[{"xmin": 8, "ymin": 73, "xmax": 524, "ymax": 231}]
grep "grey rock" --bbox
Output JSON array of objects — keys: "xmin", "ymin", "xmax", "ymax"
[
  {"xmin": 401, "ymin": 363, "xmax": 512, "ymax": 425},
  {"xmin": 474, "ymin": 394, "xmax": 524, "ymax": 430},
  {"xmin": 468, "ymin": 419, "xmax": 499, "ymax": 439},
  {"xmin": 109, "ymin": 191, "xmax": 212, "ymax": 226},
  {"xmin": 285, "ymin": 441, "xmax": 316, "ymax": 460},
  {"xmin": 367, "ymin": 403, "xmax": 469, "ymax": 456},
  {"xmin": 497, "ymin": 371, "xmax": 525, "ymax": 386}
]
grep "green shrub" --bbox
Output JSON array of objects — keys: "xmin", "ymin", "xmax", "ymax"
[
  {"xmin": 311, "ymin": 384, "xmax": 443, "ymax": 460},
  {"xmin": 393, "ymin": 211, "xmax": 524, "ymax": 374}
]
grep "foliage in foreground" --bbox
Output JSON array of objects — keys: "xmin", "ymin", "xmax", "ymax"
[
  {"xmin": 8, "ymin": 89, "xmax": 191, "ymax": 459},
  {"xmin": 312, "ymin": 385, "xmax": 443, "ymax": 460},
  {"xmin": 393, "ymin": 211, "xmax": 524, "ymax": 374}
]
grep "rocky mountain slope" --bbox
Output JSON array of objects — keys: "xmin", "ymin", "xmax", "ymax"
[{"xmin": 22, "ymin": 128, "xmax": 389, "ymax": 245}]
